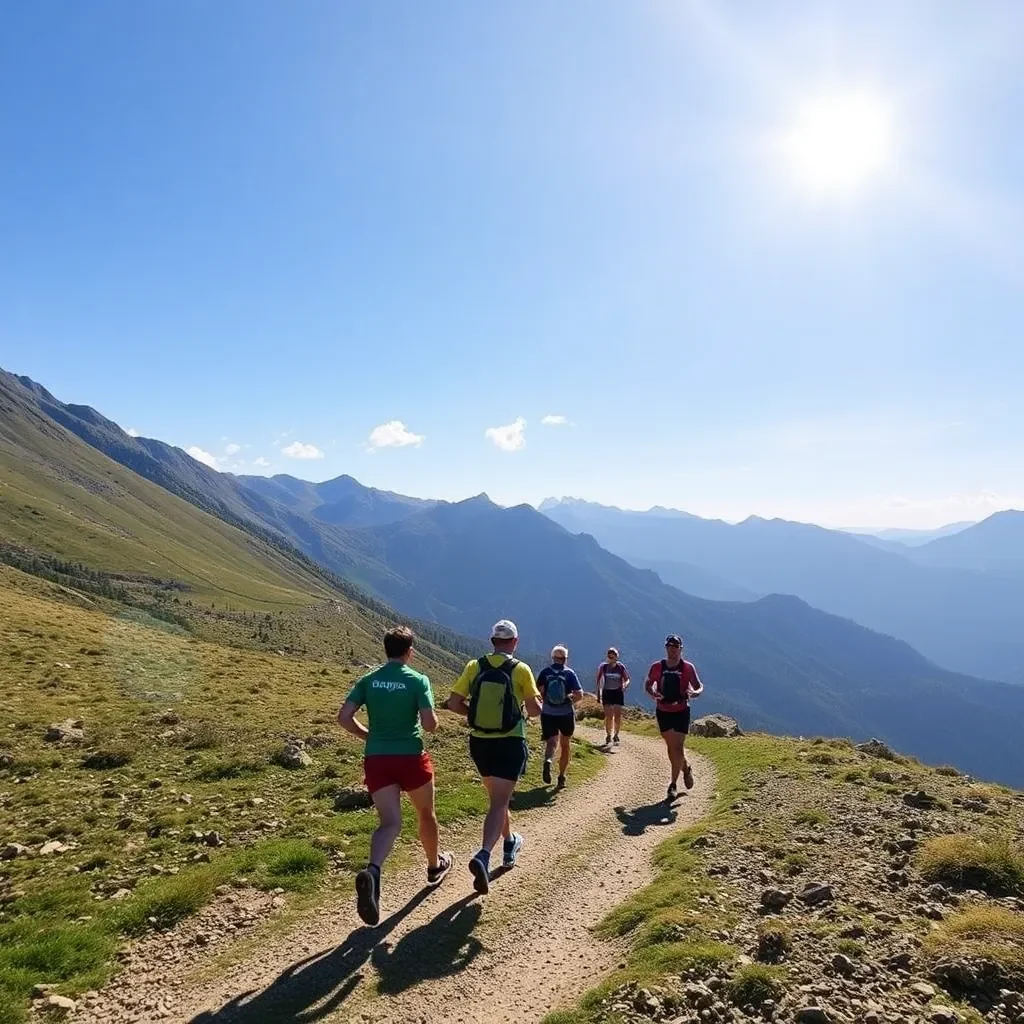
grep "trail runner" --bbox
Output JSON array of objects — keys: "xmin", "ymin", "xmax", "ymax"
[
  {"xmin": 447, "ymin": 619, "xmax": 542, "ymax": 894},
  {"xmin": 645, "ymin": 634, "xmax": 704, "ymax": 802},
  {"xmin": 536, "ymin": 644, "xmax": 584, "ymax": 789},
  {"xmin": 338, "ymin": 626, "xmax": 454, "ymax": 926},
  {"xmin": 595, "ymin": 646, "xmax": 630, "ymax": 746}
]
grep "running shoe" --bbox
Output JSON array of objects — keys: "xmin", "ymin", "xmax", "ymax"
[
  {"xmin": 605, "ymin": 735, "xmax": 612, "ymax": 746},
  {"xmin": 542, "ymin": 759, "xmax": 552, "ymax": 784},
  {"xmin": 613, "ymin": 735, "xmax": 620, "ymax": 745},
  {"xmin": 427, "ymin": 851, "xmax": 454, "ymax": 887},
  {"xmin": 355, "ymin": 866, "xmax": 380, "ymax": 926},
  {"xmin": 683, "ymin": 763, "xmax": 694, "ymax": 790},
  {"xmin": 557, "ymin": 774, "xmax": 566, "ymax": 790},
  {"xmin": 666, "ymin": 782, "xmax": 678, "ymax": 803},
  {"xmin": 502, "ymin": 832, "xmax": 524, "ymax": 868},
  {"xmin": 469, "ymin": 853, "xmax": 490, "ymax": 895}
]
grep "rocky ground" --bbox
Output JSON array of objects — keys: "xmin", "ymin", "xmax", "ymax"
[{"xmin": 575, "ymin": 735, "xmax": 1024, "ymax": 1024}]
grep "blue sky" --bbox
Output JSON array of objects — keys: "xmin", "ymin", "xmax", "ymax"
[{"xmin": 2, "ymin": 1, "xmax": 1022, "ymax": 528}]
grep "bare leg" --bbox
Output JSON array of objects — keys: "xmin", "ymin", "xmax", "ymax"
[
  {"xmin": 603, "ymin": 703, "xmax": 613, "ymax": 740},
  {"xmin": 612, "ymin": 706, "xmax": 623, "ymax": 737},
  {"xmin": 480, "ymin": 776, "xmax": 515, "ymax": 854},
  {"xmin": 404, "ymin": 778, "xmax": 440, "ymax": 870},
  {"xmin": 558, "ymin": 734, "xmax": 571, "ymax": 775},
  {"xmin": 544, "ymin": 736, "xmax": 558, "ymax": 761},
  {"xmin": 368, "ymin": 785, "xmax": 403, "ymax": 868},
  {"xmin": 663, "ymin": 731, "xmax": 683, "ymax": 787}
]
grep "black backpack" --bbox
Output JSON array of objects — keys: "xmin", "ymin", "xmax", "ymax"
[
  {"xmin": 467, "ymin": 657, "xmax": 523, "ymax": 733},
  {"xmin": 659, "ymin": 660, "xmax": 686, "ymax": 703}
]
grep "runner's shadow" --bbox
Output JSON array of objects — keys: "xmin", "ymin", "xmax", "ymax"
[
  {"xmin": 614, "ymin": 801, "xmax": 678, "ymax": 837},
  {"xmin": 510, "ymin": 784, "xmax": 557, "ymax": 811},
  {"xmin": 188, "ymin": 886, "xmax": 433, "ymax": 1023},
  {"xmin": 372, "ymin": 893, "xmax": 483, "ymax": 995}
]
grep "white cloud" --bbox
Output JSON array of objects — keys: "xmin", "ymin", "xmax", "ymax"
[
  {"xmin": 253, "ymin": 456, "xmax": 271, "ymax": 468},
  {"xmin": 125, "ymin": 426, "xmax": 141, "ymax": 438},
  {"xmin": 281, "ymin": 441, "xmax": 324, "ymax": 460},
  {"xmin": 368, "ymin": 420, "xmax": 425, "ymax": 449},
  {"xmin": 186, "ymin": 446, "xmax": 223, "ymax": 471},
  {"xmin": 224, "ymin": 442, "xmax": 241, "ymax": 456},
  {"xmin": 485, "ymin": 417, "xmax": 527, "ymax": 452},
  {"xmin": 541, "ymin": 414, "xmax": 570, "ymax": 427}
]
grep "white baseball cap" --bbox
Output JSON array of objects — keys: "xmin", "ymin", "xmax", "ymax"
[{"xmin": 491, "ymin": 619, "xmax": 519, "ymax": 641}]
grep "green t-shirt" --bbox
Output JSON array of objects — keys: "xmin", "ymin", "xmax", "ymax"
[{"xmin": 346, "ymin": 662, "xmax": 434, "ymax": 756}]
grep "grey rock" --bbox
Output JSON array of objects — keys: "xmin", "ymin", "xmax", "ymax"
[
  {"xmin": 39, "ymin": 840, "xmax": 68, "ymax": 856},
  {"xmin": 276, "ymin": 741, "xmax": 312, "ymax": 769},
  {"xmin": 910, "ymin": 982, "xmax": 936, "ymax": 1000},
  {"xmin": 44, "ymin": 719, "xmax": 85, "ymax": 743},
  {"xmin": 691, "ymin": 714, "xmax": 744, "ymax": 738},
  {"xmin": 43, "ymin": 995, "xmax": 76, "ymax": 1014},
  {"xmin": 761, "ymin": 888, "xmax": 794, "ymax": 910},
  {"xmin": 857, "ymin": 739, "xmax": 897, "ymax": 761},
  {"xmin": 799, "ymin": 883, "xmax": 835, "ymax": 906},
  {"xmin": 903, "ymin": 791, "xmax": 941, "ymax": 810},
  {"xmin": 1, "ymin": 842, "xmax": 29, "ymax": 860},
  {"xmin": 930, "ymin": 1009, "xmax": 958, "ymax": 1024},
  {"xmin": 831, "ymin": 953, "xmax": 856, "ymax": 977},
  {"xmin": 333, "ymin": 788, "xmax": 372, "ymax": 811},
  {"xmin": 796, "ymin": 1007, "xmax": 832, "ymax": 1024}
]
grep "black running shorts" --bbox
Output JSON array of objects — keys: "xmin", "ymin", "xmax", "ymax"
[
  {"xmin": 656, "ymin": 707, "xmax": 691, "ymax": 735},
  {"xmin": 540, "ymin": 713, "xmax": 576, "ymax": 741},
  {"xmin": 469, "ymin": 736, "xmax": 529, "ymax": 781},
  {"xmin": 601, "ymin": 689, "xmax": 624, "ymax": 706}
]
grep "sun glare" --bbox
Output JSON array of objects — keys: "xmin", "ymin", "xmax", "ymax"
[{"xmin": 781, "ymin": 90, "xmax": 894, "ymax": 198}]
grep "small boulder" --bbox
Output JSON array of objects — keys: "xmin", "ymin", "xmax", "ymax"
[
  {"xmin": 910, "ymin": 982, "xmax": 937, "ymax": 1000},
  {"xmin": 0, "ymin": 751, "xmax": 14, "ymax": 769},
  {"xmin": 903, "ymin": 790, "xmax": 941, "ymax": 810},
  {"xmin": 44, "ymin": 719, "xmax": 84, "ymax": 744},
  {"xmin": 44, "ymin": 994, "xmax": 77, "ymax": 1015},
  {"xmin": 276, "ymin": 740, "xmax": 312, "ymax": 769},
  {"xmin": 31, "ymin": 984, "xmax": 56, "ymax": 999},
  {"xmin": 691, "ymin": 714, "xmax": 743, "ymax": 738},
  {"xmin": 930, "ymin": 1010, "xmax": 958, "ymax": 1024},
  {"xmin": 39, "ymin": 840, "xmax": 68, "ymax": 856},
  {"xmin": 796, "ymin": 1007, "xmax": 832, "ymax": 1024},
  {"xmin": 1, "ymin": 843, "xmax": 29, "ymax": 860},
  {"xmin": 831, "ymin": 953, "xmax": 856, "ymax": 977},
  {"xmin": 799, "ymin": 882, "xmax": 835, "ymax": 906},
  {"xmin": 761, "ymin": 888, "xmax": 794, "ymax": 910},
  {"xmin": 333, "ymin": 788, "xmax": 372, "ymax": 811},
  {"xmin": 857, "ymin": 738, "xmax": 897, "ymax": 760}
]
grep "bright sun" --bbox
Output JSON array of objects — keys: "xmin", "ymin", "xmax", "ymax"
[{"xmin": 781, "ymin": 90, "xmax": 894, "ymax": 198}]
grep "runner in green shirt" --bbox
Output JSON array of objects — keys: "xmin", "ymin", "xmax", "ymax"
[{"xmin": 338, "ymin": 626, "xmax": 454, "ymax": 925}]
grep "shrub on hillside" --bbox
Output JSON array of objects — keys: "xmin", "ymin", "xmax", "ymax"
[
  {"xmin": 925, "ymin": 906, "xmax": 1024, "ymax": 989},
  {"xmin": 727, "ymin": 964, "xmax": 786, "ymax": 1006},
  {"xmin": 80, "ymin": 746, "xmax": 133, "ymax": 770},
  {"xmin": 917, "ymin": 835, "xmax": 1024, "ymax": 896}
]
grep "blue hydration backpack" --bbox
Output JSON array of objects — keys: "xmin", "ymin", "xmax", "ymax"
[{"xmin": 545, "ymin": 665, "xmax": 569, "ymax": 707}]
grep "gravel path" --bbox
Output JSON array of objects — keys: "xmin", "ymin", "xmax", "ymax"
[{"xmin": 75, "ymin": 728, "xmax": 713, "ymax": 1024}]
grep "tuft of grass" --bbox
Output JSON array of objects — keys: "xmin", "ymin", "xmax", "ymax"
[
  {"xmin": 80, "ymin": 746, "xmax": 134, "ymax": 769},
  {"xmin": 247, "ymin": 840, "xmax": 328, "ymax": 893},
  {"xmin": 727, "ymin": 964, "xmax": 786, "ymax": 1006},
  {"xmin": 835, "ymin": 938, "xmax": 865, "ymax": 957},
  {"xmin": 793, "ymin": 807, "xmax": 829, "ymax": 827},
  {"xmin": 114, "ymin": 868, "xmax": 224, "ymax": 935},
  {"xmin": 935, "ymin": 764, "xmax": 962, "ymax": 777},
  {"xmin": 756, "ymin": 919, "xmax": 792, "ymax": 962},
  {"xmin": 917, "ymin": 835, "xmax": 1024, "ymax": 896},
  {"xmin": 783, "ymin": 850, "xmax": 810, "ymax": 876},
  {"xmin": 924, "ymin": 907, "xmax": 1024, "ymax": 984}
]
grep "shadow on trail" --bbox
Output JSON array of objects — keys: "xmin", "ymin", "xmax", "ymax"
[
  {"xmin": 614, "ymin": 800, "xmax": 678, "ymax": 836},
  {"xmin": 372, "ymin": 893, "xmax": 483, "ymax": 995},
  {"xmin": 189, "ymin": 884, "xmax": 457, "ymax": 1023},
  {"xmin": 510, "ymin": 784, "xmax": 558, "ymax": 811}
]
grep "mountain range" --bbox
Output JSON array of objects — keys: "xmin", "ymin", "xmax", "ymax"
[
  {"xmin": 3, "ymin": 367, "xmax": 1024, "ymax": 783},
  {"xmin": 540, "ymin": 497, "xmax": 1024, "ymax": 685}
]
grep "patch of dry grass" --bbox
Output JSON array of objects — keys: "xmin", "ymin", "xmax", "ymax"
[{"xmin": 917, "ymin": 835, "xmax": 1024, "ymax": 896}]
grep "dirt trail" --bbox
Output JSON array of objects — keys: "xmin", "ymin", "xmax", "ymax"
[{"xmin": 80, "ymin": 730, "xmax": 713, "ymax": 1024}]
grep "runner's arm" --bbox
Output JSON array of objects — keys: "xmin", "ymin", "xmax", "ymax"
[
  {"xmin": 446, "ymin": 660, "xmax": 476, "ymax": 717},
  {"xmin": 337, "ymin": 700, "xmax": 369, "ymax": 740},
  {"xmin": 419, "ymin": 708, "xmax": 439, "ymax": 733},
  {"xmin": 687, "ymin": 664, "xmax": 705, "ymax": 698},
  {"xmin": 645, "ymin": 664, "xmax": 661, "ymax": 701},
  {"xmin": 595, "ymin": 663, "xmax": 604, "ymax": 698},
  {"xmin": 621, "ymin": 665, "xmax": 631, "ymax": 689}
]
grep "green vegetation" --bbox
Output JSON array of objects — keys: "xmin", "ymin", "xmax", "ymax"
[
  {"xmin": 0, "ymin": 565, "xmax": 600, "ymax": 1019},
  {"xmin": 917, "ymin": 834, "xmax": 1024, "ymax": 896},
  {"xmin": 727, "ymin": 964, "xmax": 786, "ymax": 1006},
  {"xmin": 835, "ymin": 938, "xmax": 865, "ymax": 957},
  {"xmin": 793, "ymin": 807, "xmax": 829, "ymax": 827},
  {"xmin": 924, "ymin": 906, "xmax": 1024, "ymax": 984}
]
